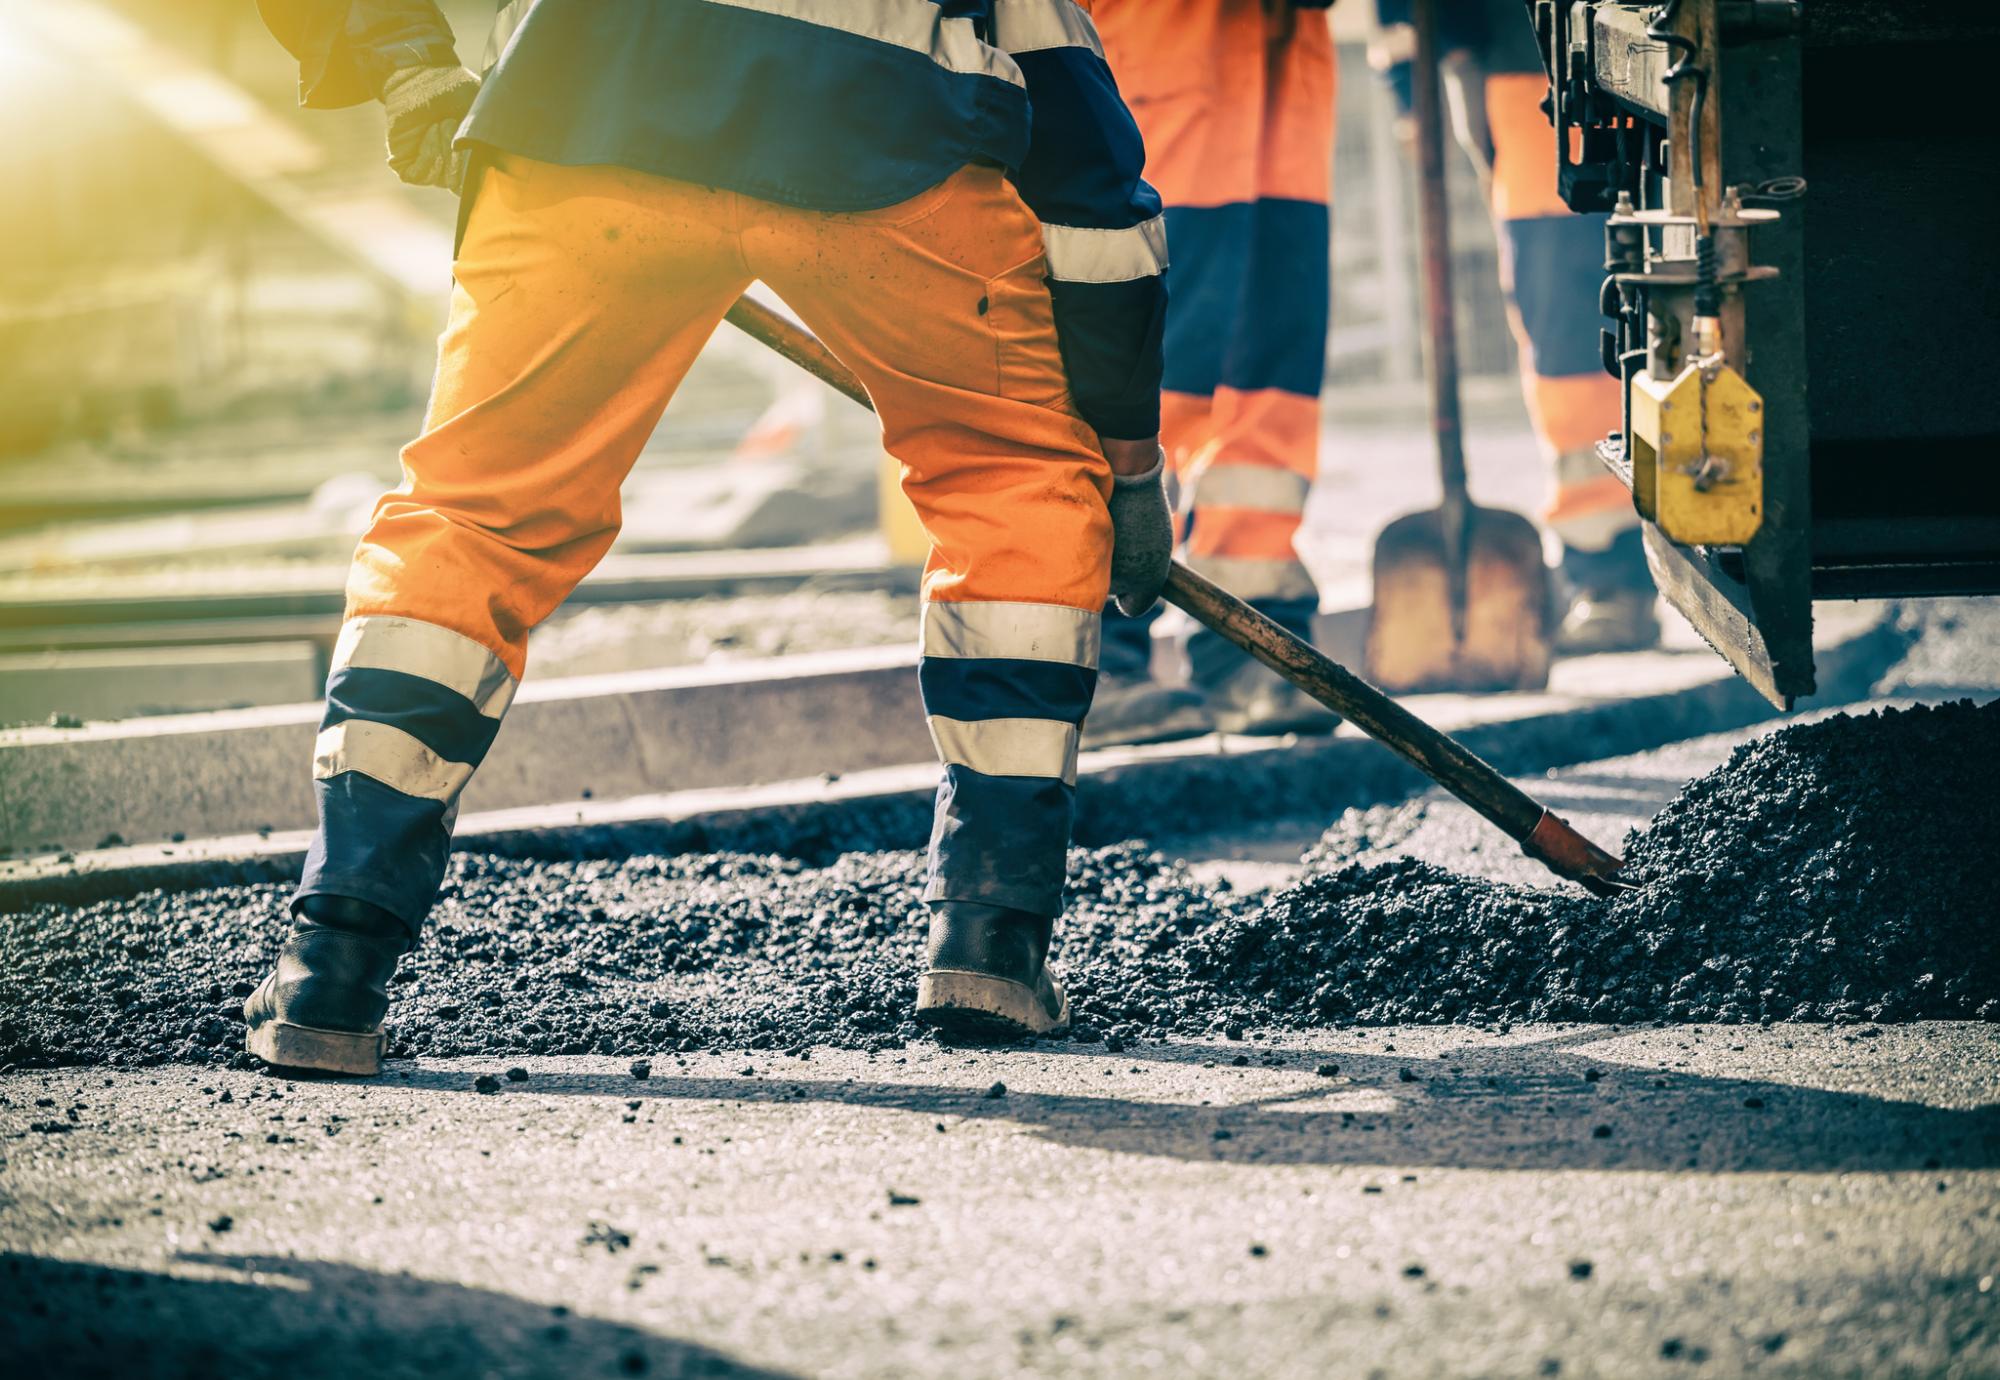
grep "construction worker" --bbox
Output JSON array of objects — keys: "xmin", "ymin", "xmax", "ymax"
[
  {"xmin": 243, "ymin": 0, "xmax": 1172, "ymax": 1071},
  {"xmin": 1084, "ymin": 0, "xmax": 1342, "ymax": 745},
  {"xmin": 1373, "ymin": 0, "xmax": 1659, "ymax": 651}
]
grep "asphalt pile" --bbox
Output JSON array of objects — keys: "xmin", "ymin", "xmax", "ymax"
[
  {"xmin": 1, "ymin": 700, "xmax": 1994, "ymax": 1069},
  {"xmin": 1194, "ymin": 697, "xmax": 2000, "ymax": 1028}
]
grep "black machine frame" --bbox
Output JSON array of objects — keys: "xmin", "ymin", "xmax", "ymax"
[{"xmin": 1529, "ymin": 0, "xmax": 2000, "ymax": 707}]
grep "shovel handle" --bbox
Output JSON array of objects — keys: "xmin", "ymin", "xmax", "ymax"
[
  {"xmin": 1165, "ymin": 564, "xmax": 1624, "ymax": 895},
  {"xmin": 1411, "ymin": 0, "xmax": 1466, "ymax": 512},
  {"xmin": 722, "ymin": 298, "xmax": 1628, "ymax": 896},
  {"xmin": 726, "ymin": 298, "xmax": 866, "ymax": 408}
]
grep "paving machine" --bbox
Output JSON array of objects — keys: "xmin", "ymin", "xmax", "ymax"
[{"xmin": 1528, "ymin": 0, "xmax": 2000, "ymax": 706}]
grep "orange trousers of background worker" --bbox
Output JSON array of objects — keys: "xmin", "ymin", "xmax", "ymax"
[
  {"xmin": 1092, "ymin": 0, "xmax": 1336, "ymax": 703},
  {"xmin": 298, "ymin": 156, "xmax": 1113, "ymax": 927}
]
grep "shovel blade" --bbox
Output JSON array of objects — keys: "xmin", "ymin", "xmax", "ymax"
[{"xmin": 1364, "ymin": 504, "xmax": 1554, "ymax": 693}]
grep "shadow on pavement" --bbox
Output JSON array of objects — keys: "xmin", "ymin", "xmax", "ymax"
[
  {"xmin": 0, "ymin": 1251, "xmax": 795, "ymax": 1380},
  {"xmin": 389, "ymin": 1030, "xmax": 2000, "ymax": 1174}
]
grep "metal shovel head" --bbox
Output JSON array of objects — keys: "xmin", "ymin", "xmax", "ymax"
[{"xmin": 1364, "ymin": 503, "xmax": 1554, "ymax": 693}]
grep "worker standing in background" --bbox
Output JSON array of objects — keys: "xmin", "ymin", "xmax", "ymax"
[
  {"xmin": 1086, "ymin": 0, "xmax": 1342, "ymax": 744},
  {"xmin": 1373, "ymin": 0, "xmax": 1658, "ymax": 652},
  {"xmin": 242, "ymin": 0, "xmax": 1172, "ymax": 1070}
]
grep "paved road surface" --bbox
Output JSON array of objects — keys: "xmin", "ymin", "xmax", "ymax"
[
  {"xmin": 5, "ymin": 1025, "xmax": 1996, "ymax": 1379},
  {"xmin": 8, "ymin": 710, "xmax": 2000, "ymax": 1378}
]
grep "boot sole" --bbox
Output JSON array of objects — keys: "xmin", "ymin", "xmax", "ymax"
[
  {"xmin": 246, "ymin": 1019, "xmax": 384, "ymax": 1076},
  {"xmin": 916, "ymin": 970, "xmax": 1070, "ymax": 1041}
]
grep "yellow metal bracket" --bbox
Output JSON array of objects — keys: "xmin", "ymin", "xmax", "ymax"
[{"xmin": 1627, "ymin": 359, "xmax": 1764, "ymax": 546}]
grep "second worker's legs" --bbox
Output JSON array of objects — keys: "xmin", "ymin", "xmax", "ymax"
[
  {"xmin": 1098, "ymin": 0, "xmax": 1338, "ymax": 737},
  {"xmin": 1183, "ymin": 5, "xmax": 1336, "ymax": 730}
]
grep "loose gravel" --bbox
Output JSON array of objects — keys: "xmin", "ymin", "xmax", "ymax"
[{"xmin": 2, "ymin": 699, "xmax": 1994, "ymax": 1069}]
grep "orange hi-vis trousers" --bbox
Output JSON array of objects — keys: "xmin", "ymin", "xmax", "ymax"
[
  {"xmin": 1096, "ymin": 0, "xmax": 1334, "ymax": 627},
  {"xmin": 298, "ymin": 155, "xmax": 1114, "ymax": 928}
]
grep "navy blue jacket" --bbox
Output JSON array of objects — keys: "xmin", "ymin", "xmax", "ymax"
[{"xmin": 258, "ymin": 0, "xmax": 1167, "ymax": 439}]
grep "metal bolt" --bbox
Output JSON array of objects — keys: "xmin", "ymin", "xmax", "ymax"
[{"xmin": 1748, "ymin": 400, "xmax": 1762, "ymax": 412}]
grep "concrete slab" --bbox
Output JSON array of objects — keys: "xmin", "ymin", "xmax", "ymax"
[{"xmin": 4, "ymin": 1026, "xmax": 1996, "ymax": 1379}]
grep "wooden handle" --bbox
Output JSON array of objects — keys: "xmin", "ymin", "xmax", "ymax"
[
  {"xmin": 1168, "ymin": 566, "xmax": 1522, "ymax": 831},
  {"xmin": 1164, "ymin": 564, "xmax": 1624, "ymax": 895},
  {"xmin": 723, "ymin": 299, "xmax": 1628, "ymax": 895},
  {"xmin": 1411, "ymin": 0, "xmax": 1466, "ymax": 511},
  {"xmin": 726, "ymin": 298, "xmax": 871, "ymax": 411}
]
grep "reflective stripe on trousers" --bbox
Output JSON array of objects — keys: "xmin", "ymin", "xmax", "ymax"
[
  {"xmin": 920, "ymin": 600, "xmax": 1100, "ymax": 915},
  {"xmin": 300, "ymin": 615, "xmax": 514, "ymax": 929}
]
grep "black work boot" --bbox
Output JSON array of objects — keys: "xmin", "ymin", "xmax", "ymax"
[
  {"xmin": 916, "ymin": 901, "xmax": 1071, "ymax": 1041},
  {"xmin": 1187, "ymin": 598, "xmax": 1340, "ymax": 737},
  {"xmin": 1080, "ymin": 672, "xmax": 1214, "ymax": 749},
  {"xmin": 244, "ymin": 894, "xmax": 411, "ymax": 1075},
  {"xmin": 1555, "ymin": 529, "xmax": 1662, "ymax": 655}
]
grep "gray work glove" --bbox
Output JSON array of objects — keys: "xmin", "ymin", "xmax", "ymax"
[
  {"xmin": 1107, "ymin": 451, "xmax": 1174, "ymax": 617},
  {"xmin": 381, "ymin": 64, "xmax": 481, "ymax": 194}
]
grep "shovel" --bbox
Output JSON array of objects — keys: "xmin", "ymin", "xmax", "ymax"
[
  {"xmin": 718, "ymin": 300, "xmax": 1626, "ymax": 896},
  {"xmin": 1362, "ymin": 0, "xmax": 1553, "ymax": 694}
]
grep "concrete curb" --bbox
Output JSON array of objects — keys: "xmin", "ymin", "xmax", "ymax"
[
  {"xmin": 0, "ymin": 646, "xmax": 928, "ymax": 856},
  {"xmin": 0, "ymin": 605, "xmax": 1906, "ymax": 911},
  {"xmin": 0, "ymin": 608, "xmax": 1353, "ymax": 855}
]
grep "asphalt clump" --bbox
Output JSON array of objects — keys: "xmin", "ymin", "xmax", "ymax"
[
  {"xmin": 1252, "ymin": 697, "xmax": 2000, "ymax": 1026},
  {"xmin": 1, "ymin": 701, "xmax": 1995, "ymax": 1069}
]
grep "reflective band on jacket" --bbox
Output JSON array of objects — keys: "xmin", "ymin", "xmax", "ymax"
[
  {"xmin": 1187, "ymin": 464, "xmax": 1311, "ymax": 514},
  {"xmin": 928, "ymin": 715, "xmax": 1082, "ymax": 784},
  {"xmin": 313, "ymin": 720, "xmax": 477, "ymax": 803},
  {"xmin": 1042, "ymin": 215, "xmax": 1168, "ymax": 284},
  {"xmin": 702, "ymin": 0, "xmax": 1025, "ymax": 85},
  {"xmin": 922, "ymin": 600, "xmax": 1101, "ymax": 668},
  {"xmin": 992, "ymin": 0, "xmax": 1104, "ymax": 57},
  {"xmin": 330, "ymin": 616, "xmax": 517, "ymax": 718},
  {"xmin": 1187, "ymin": 554, "xmax": 1318, "ymax": 605}
]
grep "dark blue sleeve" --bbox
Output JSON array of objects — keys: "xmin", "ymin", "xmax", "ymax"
[
  {"xmin": 257, "ymin": 0, "xmax": 459, "ymax": 108},
  {"xmin": 1001, "ymin": 13, "xmax": 1168, "ymax": 441}
]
